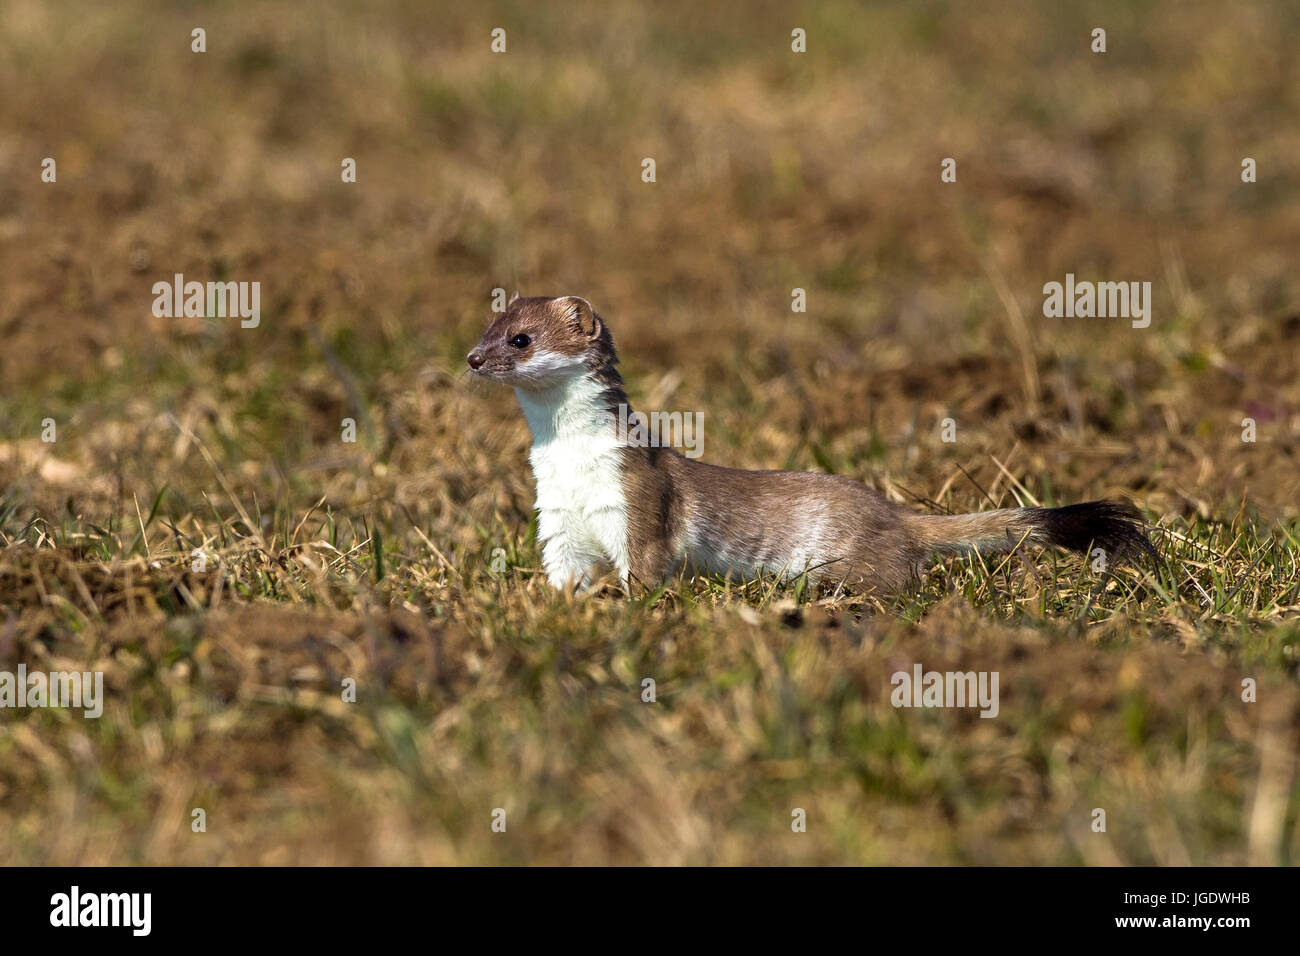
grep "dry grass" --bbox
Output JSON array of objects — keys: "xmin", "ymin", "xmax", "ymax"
[{"xmin": 1, "ymin": 0, "xmax": 1298, "ymax": 864}]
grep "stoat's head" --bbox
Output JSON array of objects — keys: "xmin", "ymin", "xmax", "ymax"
[{"xmin": 467, "ymin": 292, "xmax": 613, "ymax": 390}]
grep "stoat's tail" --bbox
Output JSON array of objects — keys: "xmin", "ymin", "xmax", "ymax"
[{"xmin": 909, "ymin": 500, "xmax": 1156, "ymax": 564}]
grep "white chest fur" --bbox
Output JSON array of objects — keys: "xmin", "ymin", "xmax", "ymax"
[{"xmin": 515, "ymin": 376, "xmax": 629, "ymax": 588}]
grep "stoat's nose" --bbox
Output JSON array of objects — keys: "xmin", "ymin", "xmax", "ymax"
[{"xmin": 467, "ymin": 351, "xmax": 485, "ymax": 370}]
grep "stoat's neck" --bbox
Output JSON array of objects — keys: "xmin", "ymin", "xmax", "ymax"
[{"xmin": 515, "ymin": 372, "xmax": 626, "ymax": 448}]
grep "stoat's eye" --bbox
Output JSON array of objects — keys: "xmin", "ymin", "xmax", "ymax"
[{"xmin": 509, "ymin": 333, "xmax": 531, "ymax": 349}]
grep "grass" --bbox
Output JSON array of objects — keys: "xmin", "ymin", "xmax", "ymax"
[
  {"xmin": 1, "ymin": 483, "xmax": 1296, "ymax": 864},
  {"xmin": 1, "ymin": 0, "xmax": 1299, "ymax": 864}
]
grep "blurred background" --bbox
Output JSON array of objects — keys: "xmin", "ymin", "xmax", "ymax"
[{"xmin": 2, "ymin": 0, "xmax": 1297, "ymax": 524}]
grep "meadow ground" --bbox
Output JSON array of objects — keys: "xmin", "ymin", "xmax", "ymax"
[{"xmin": 1, "ymin": 0, "xmax": 1298, "ymax": 864}]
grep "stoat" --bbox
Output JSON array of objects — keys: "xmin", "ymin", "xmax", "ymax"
[{"xmin": 467, "ymin": 293, "xmax": 1155, "ymax": 594}]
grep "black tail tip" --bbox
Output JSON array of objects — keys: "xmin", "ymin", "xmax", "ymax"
[{"xmin": 1030, "ymin": 500, "xmax": 1157, "ymax": 564}]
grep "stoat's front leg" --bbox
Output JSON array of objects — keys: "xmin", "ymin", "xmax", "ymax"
[{"xmin": 538, "ymin": 514, "xmax": 608, "ymax": 591}]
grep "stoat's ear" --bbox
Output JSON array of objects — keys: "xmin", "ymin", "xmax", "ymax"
[
  {"xmin": 507, "ymin": 290, "xmax": 521, "ymax": 306},
  {"xmin": 557, "ymin": 296, "xmax": 601, "ymax": 338}
]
